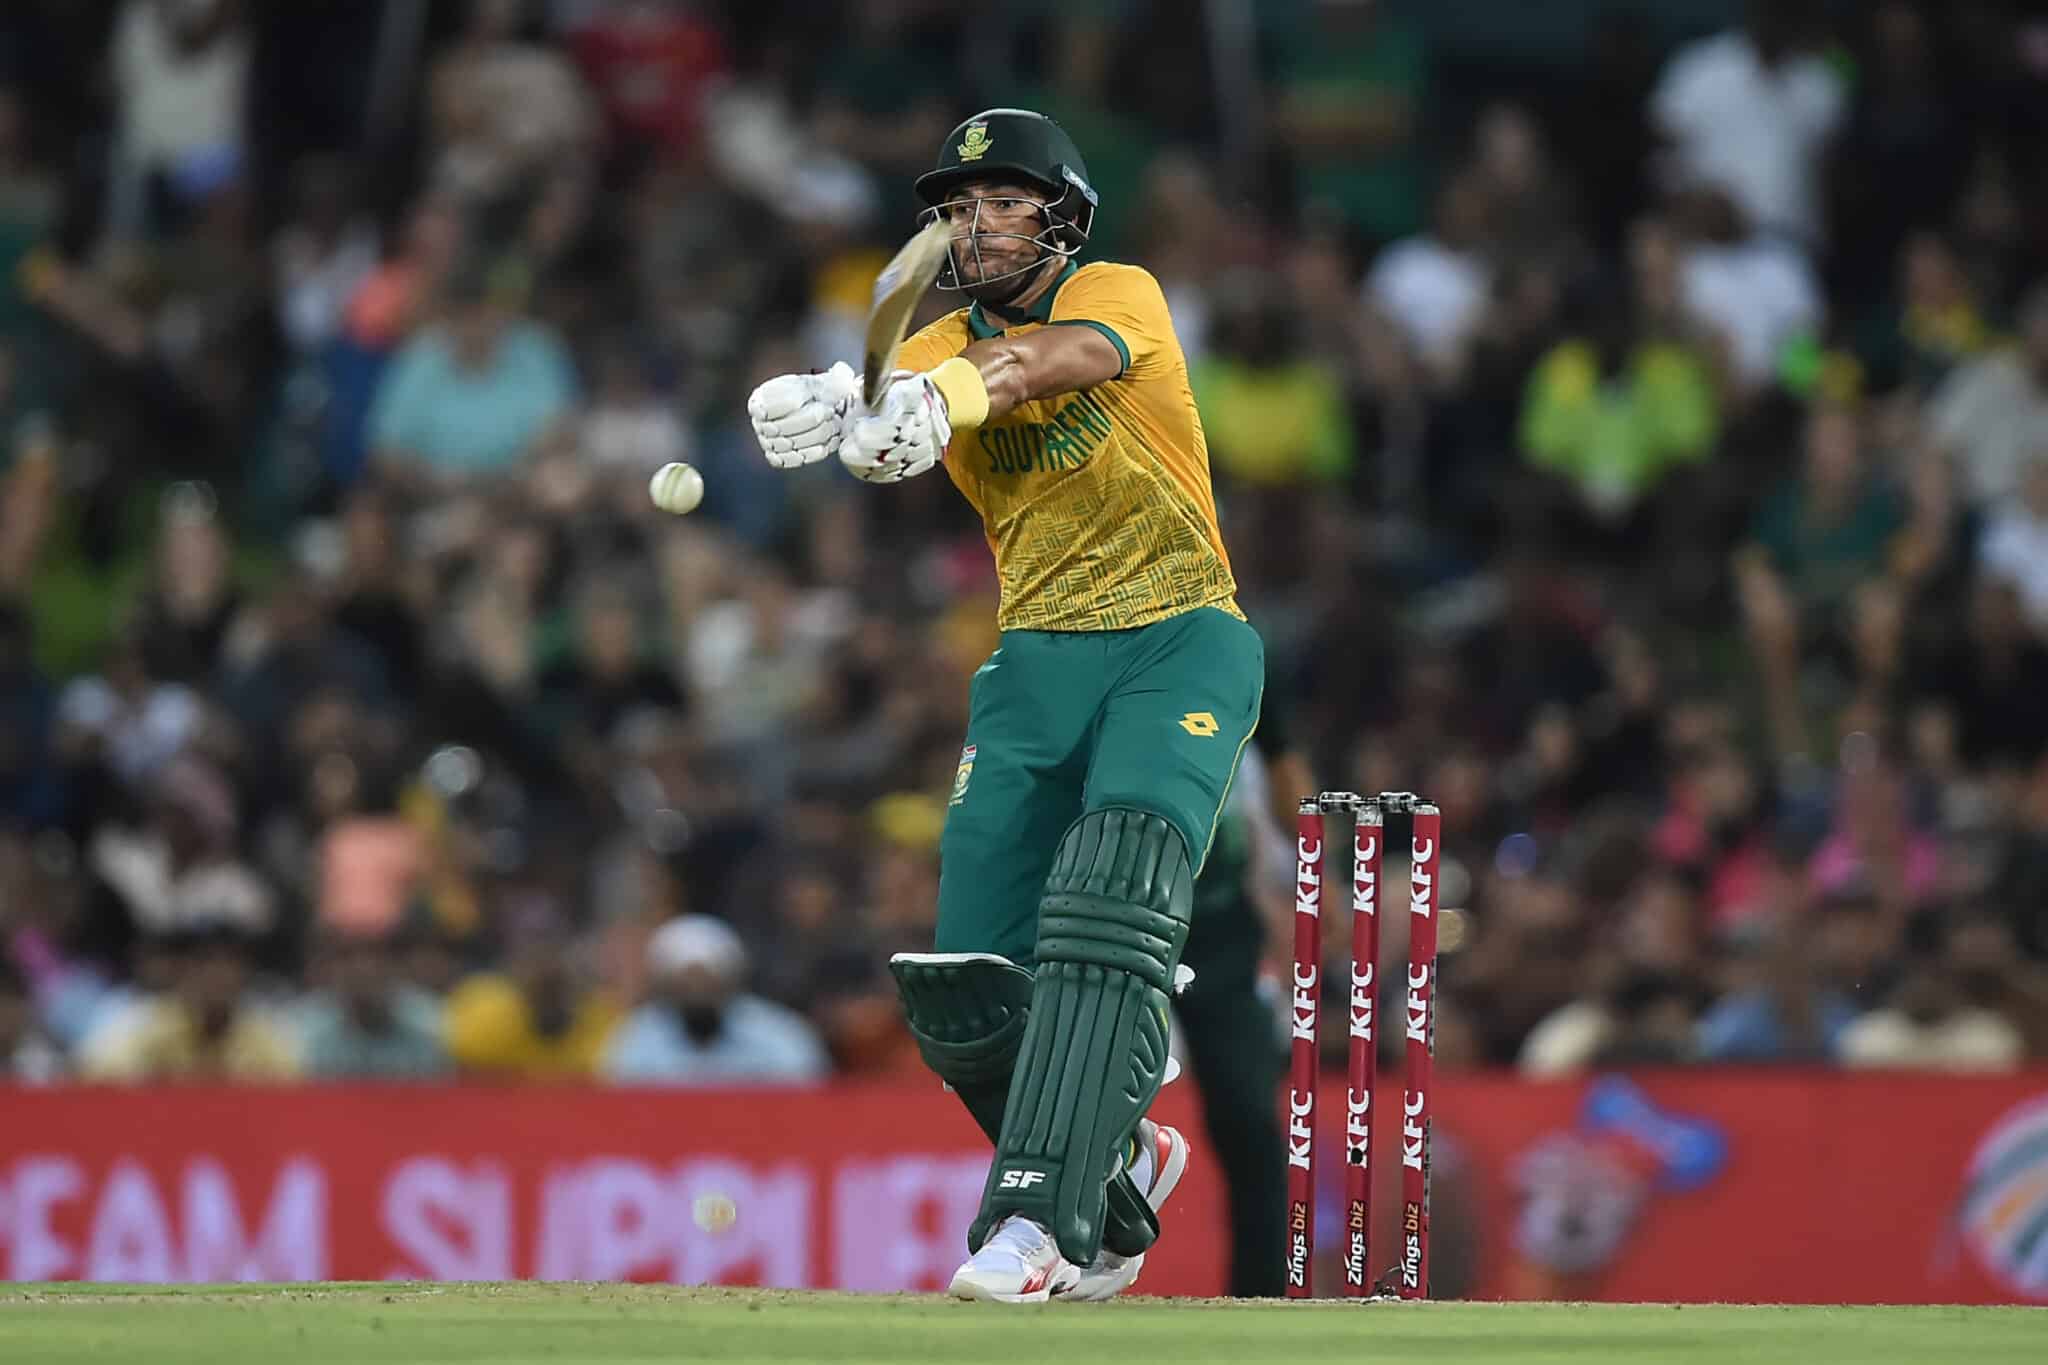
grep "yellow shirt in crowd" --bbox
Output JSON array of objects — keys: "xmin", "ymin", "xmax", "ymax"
[
  {"xmin": 442, "ymin": 974, "xmax": 620, "ymax": 1079},
  {"xmin": 78, "ymin": 1000, "xmax": 301, "ymax": 1082}
]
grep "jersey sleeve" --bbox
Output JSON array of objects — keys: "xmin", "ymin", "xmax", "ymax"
[
  {"xmin": 896, "ymin": 309, "xmax": 972, "ymax": 375},
  {"xmin": 1048, "ymin": 264, "xmax": 1178, "ymax": 380}
]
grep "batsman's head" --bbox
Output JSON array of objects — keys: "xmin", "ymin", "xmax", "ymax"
[{"xmin": 915, "ymin": 109, "xmax": 1097, "ymax": 306}]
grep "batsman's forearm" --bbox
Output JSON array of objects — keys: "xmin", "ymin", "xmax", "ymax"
[
  {"xmin": 946, "ymin": 325, "xmax": 1124, "ymax": 423},
  {"xmin": 958, "ymin": 338, "xmax": 1033, "ymax": 420}
]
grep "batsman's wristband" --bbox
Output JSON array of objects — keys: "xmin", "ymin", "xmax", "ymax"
[{"xmin": 928, "ymin": 356, "xmax": 991, "ymax": 431}]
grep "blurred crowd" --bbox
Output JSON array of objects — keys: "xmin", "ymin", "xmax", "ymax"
[{"xmin": 0, "ymin": 0, "xmax": 2045, "ymax": 1089}]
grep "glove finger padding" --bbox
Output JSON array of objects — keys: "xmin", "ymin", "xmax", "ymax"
[
  {"xmin": 842, "ymin": 371, "xmax": 949, "ymax": 483},
  {"xmin": 843, "ymin": 421, "xmax": 904, "ymax": 481},
  {"xmin": 750, "ymin": 364, "xmax": 859, "ymax": 468},
  {"xmin": 754, "ymin": 406, "xmax": 838, "ymax": 441},
  {"xmin": 971, "ymin": 808, "xmax": 1193, "ymax": 1265},
  {"xmin": 890, "ymin": 950, "xmax": 1165, "ymax": 1260},
  {"xmin": 847, "ymin": 414, "xmax": 898, "ymax": 457},
  {"xmin": 761, "ymin": 440, "xmax": 834, "ymax": 469},
  {"xmin": 748, "ymin": 362, "xmax": 857, "ymax": 419},
  {"xmin": 746, "ymin": 373, "xmax": 815, "ymax": 422}
]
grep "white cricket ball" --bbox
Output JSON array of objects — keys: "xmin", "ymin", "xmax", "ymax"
[
  {"xmin": 649, "ymin": 461, "xmax": 705, "ymax": 514},
  {"xmin": 693, "ymin": 1193, "xmax": 737, "ymax": 1233}
]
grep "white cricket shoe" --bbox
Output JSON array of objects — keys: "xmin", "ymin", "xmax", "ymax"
[
  {"xmin": 948, "ymin": 1215, "xmax": 1082, "ymax": 1303},
  {"xmin": 1061, "ymin": 1118, "xmax": 1191, "ymax": 1303}
]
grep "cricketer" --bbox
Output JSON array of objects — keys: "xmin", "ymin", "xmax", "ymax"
[{"xmin": 747, "ymin": 109, "xmax": 1264, "ymax": 1302}]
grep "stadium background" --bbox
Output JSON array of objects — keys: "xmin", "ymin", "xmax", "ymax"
[{"xmin": 0, "ymin": 0, "xmax": 2046, "ymax": 1303}]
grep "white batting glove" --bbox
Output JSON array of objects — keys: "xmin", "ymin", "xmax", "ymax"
[
  {"xmin": 747, "ymin": 361, "xmax": 860, "ymax": 469},
  {"xmin": 842, "ymin": 371, "xmax": 951, "ymax": 484}
]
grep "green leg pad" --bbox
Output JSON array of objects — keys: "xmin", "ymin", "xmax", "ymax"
[
  {"xmin": 890, "ymin": 950, "xmax": 1161, "ymax": 1258},
  {"xmin": 971, "ymin": 808, "xmax": 1192, "ymax": 1265},
  {"xmin": 889, "ymin": 952, "xmax": 1033, "ymax": 1140}
]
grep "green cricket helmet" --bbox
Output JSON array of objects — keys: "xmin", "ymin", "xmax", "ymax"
[{"xmin": 915, "ymin": 109, "xmax": 1098, "ymax": 293}]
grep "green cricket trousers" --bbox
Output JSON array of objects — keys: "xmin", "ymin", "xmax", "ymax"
[{"xmin": 936, "ymin": 605, "xmax": 1264, "ymax": 962}]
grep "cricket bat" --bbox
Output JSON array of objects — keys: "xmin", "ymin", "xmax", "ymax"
[{"xmin": 861, "ymin": 218, "xmax": 954, "ymax": 410}]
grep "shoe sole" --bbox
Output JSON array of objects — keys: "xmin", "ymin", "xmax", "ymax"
[
  {"xmin": 949, "ymin": 1273, "xmax": 1052, "ymax": 1304},
  {"xmin": 1058, "ymin": 1251, "xmax": 1142, "ymax": 1303},
  {"xmin": 949, "ymin": 1266, "xmax": 1078, "ymax": 1304}
]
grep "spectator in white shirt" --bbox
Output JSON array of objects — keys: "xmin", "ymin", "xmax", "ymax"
[
  {"xmin": 272, "ymin": 157, "xmax": 379, "ymax": 359},
  {"xmin": 85, "ymin": 754, "xmax": 275, "ymax": 945},
  {"xmin": 1673, "ymin": 186, "xmax": 1822, "ymax": 397},
  {"xmin": 429, "ymin": 0, "xmax": 598, "ymax": 198},
  {"xmin": 1649, "ymin": 0, "xmax": 1845, "ymax": 246},
  {"xmin": 55, "ymin": 631, "xmax": 203, "ymax": 792},
  {"xmin": 1366, "ymin": 172, "xmax": 1492, "ymax": 383},
  {"xmin": 1840, "ymin": 917, "xmax": 2024, "ymax": 1072},
  {"xmin": 1978, "ymin": 457, "xmax": 2048, "ymax": 632},
  {"xmin": 1931, "ymin": 284, "xmax": 2048, "ymax": 505},
  {"xmin": 603, "ymin": 914, "xmax": 828, "ymax": 1086},
  {"xmin": 108, "ymin": 0, "xmax": 251, "ymax": 241}
]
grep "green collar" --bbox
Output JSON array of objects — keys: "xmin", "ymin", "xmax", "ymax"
[{"xmin": 968, "ymin": 259, "xmax": 1079, "ymax": 339}]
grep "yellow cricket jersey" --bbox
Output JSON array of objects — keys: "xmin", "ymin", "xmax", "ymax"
[{"xmin": 897, "ymin": 260, "xmax": 1240, "ymax": 633}]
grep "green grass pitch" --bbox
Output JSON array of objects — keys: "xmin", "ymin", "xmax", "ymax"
[{"xmin": 0, "ymin": 1284, "xmax": 2040, "ymax": 1364}]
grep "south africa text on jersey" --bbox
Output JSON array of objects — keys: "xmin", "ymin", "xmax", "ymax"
[{"xmin": 978, "ymin": 389, "xmax": 1116, "ymax": 475}]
